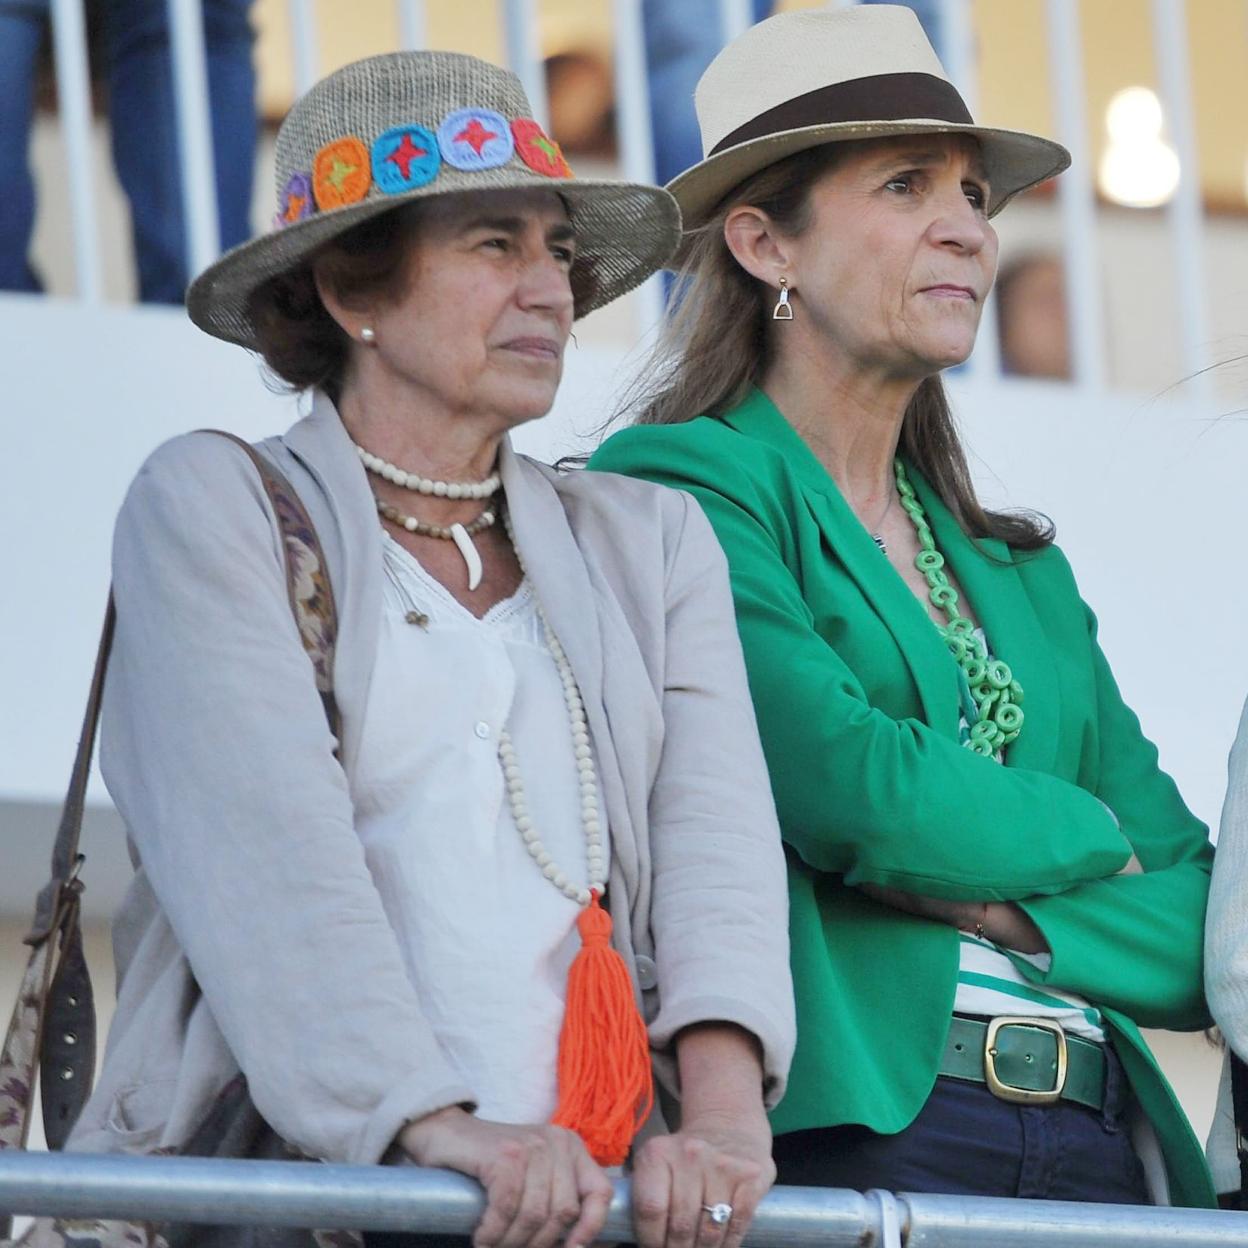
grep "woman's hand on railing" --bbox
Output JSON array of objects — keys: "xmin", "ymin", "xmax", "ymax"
[
  {"xmin": 399, "ymin": 1107, "xmax": 612, "ymax": 1248},
  {"xmin": 631, "ymin": 1112, "xmax": 775, "ymax": 1248},
  {"xmin": 631, "ymin": 1022, "xmax": 775, "ymax": 1248}
]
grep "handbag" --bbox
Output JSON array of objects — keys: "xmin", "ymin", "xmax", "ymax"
[{"xmin": 0, "ymin": 433, "xmax": 355, "ymax": 1248}]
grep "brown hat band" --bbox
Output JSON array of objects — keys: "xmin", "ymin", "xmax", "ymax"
[{"xmin": 708, "ymin": 72, "xmax": 974, "ymax": 157}]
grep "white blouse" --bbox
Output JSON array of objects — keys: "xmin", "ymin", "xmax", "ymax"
[{"xmin": 351, "ymin": 532, "xmax": 611, "ymax": 1124}]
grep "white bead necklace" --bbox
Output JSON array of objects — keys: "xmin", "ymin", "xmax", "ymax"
[
  {"xmin": 358, "ymin": 441, "xmax": 503, "ymax": 591},
  {"xmin": 499, "ymin": 513, "xmax": 605, "ymax": 906},
  {"xmin": 354, "ymin": 442, "xmax": 501, "ymax": 501}
]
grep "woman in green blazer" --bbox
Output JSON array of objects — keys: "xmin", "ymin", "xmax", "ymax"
[{"xmin": 590, "ymin": 6, "xmax": 1215, "ymax": 1209}]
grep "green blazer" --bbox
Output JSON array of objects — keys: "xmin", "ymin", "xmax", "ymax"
[{"xmin": 590, "ymin": 387, "xmax": 1216, "ymax": 1208}]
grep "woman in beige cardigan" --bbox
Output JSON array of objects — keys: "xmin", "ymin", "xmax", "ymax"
[{"xmin": 68, "ymin": 50, "xmax": 794, "ymax": 1248}]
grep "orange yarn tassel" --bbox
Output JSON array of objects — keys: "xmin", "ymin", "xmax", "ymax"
[{"xmin": 552, "ymin": 891, "xmax": 654, "ymax": 1166}]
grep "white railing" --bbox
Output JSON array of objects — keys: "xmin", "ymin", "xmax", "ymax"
[
  {"xmin": 22, "ymin": 0, "xmax": 1217, "ymax": 387},
  {"xmin": 0, "ymin": 1153, "xmax": 1245, "ymax": 1246}
]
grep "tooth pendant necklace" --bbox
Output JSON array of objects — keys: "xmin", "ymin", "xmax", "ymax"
[{"xmin": 356, "ymin": 442, "xmax": 502, "ymax": 591}]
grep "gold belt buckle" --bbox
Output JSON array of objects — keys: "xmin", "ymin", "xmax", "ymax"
[{"xmin": 984, "ymin": 1016, "xmax": 1068, "ymax": 1105}]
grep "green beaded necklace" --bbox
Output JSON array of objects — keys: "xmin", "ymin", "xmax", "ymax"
[{"xmin": 892, "ymin": 459, "xmax": 1025, "ymax": 758}]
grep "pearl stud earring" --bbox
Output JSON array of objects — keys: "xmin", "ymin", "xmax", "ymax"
[{"xmin": 360, "ymin": 326, "xmax": 376, "ymax": 345}]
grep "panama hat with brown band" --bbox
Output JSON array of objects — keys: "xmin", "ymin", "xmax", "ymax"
[
  {"xmin": 187, "ymin": 49, "xmax": 680, "ymax": 349},
  {"xmin": 668, "ymin": 3, "xmax": 1070, "ymax": 244}
]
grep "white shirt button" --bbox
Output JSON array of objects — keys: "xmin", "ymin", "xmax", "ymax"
[{"xmin": 474, "ymin": 721, "xmax": 491, "ymax": 740}]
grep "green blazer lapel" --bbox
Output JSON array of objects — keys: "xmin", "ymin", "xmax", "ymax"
[
  {"xmin": 908, "ymin": 468, "xmax": 1060, "ymax": 773},
  {"xmin": 723, "ymin": 390, "xmax": 962, "ymax": 738}
]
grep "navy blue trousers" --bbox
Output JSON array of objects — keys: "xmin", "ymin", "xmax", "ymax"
[{"xmin": 773, "ymin": 1046, "xmax": 1151, "ymax": 1204}]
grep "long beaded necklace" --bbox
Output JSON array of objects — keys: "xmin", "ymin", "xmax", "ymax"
[
  {"xmin": 499, "ymin": 512, "xmax": 651, "ymax": 1163},
  {"xmin": 893, "ymin": 460, "xmax": 1025, "ymax": 758},
  {"xmin": 497, "ymin": 513, "xmax": 606, "ymax": 904}
]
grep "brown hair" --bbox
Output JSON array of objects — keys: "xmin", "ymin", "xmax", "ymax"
[
  {"xmin": 246, "ymin": 203, "xmax": 427, "ymax": 403},
  {"xmin": 625, "ymin": 144, "xmax": 1054, "ymax": 550}
]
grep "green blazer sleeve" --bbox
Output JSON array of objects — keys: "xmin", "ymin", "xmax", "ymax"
[
  {"xmin": 590, "ymin": 422, "xmax": 1134, "ymax": 901},
  {"xmin": 1014, "ymin": 597, "xmax": 1213, "ymax": 1030}
]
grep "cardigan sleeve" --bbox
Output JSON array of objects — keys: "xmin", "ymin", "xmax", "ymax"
[
  {"xmin": 101, "ymin": 433, "xmax": 475, "ymax": 1164},
  {"xmin": 1205, "ymin": 697, "xmax": 1248, "ymax": 1053},
  {"xmin": 643, "ymin": 492, "xmax": 796, "ymax": 1106},
  {"xmin": 1011, "ymin": 599, "xmax": 1214, "ymax": 1029},
  {"xmin": 589, "ymin": 432, "xmax": 1133, "ymax": 901}
]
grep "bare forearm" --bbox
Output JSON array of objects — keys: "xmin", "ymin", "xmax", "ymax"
[
  {"xmin": 859, "ymin": 884, "xmax": 1048, "ymax": 954},
  {"xmin": 675, "ymin": 1022, "xmax": 767, "ymax": 1124}
]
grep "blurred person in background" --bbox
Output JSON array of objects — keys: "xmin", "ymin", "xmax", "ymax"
[
  {"xmin": 996, "ymin": 253, "xmax": 1072, "ymax": 380},
  {"xmin": 591, "ymin": 4, "xmax": 1216, "ymax": 1208},
  {"xmin": 643, "ymin": 0, "xmax": 944, "ymax": 187},
  {"xmin": 0, "ymin": 0, "xmax": 255, "ymax": 303},
  {"xmin": 59, "ymin": 49, "xmax": 794, "ymax": 1248}
]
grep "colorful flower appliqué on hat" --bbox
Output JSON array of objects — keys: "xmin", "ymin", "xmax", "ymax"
[
  {"xmin": 511, "ymin": 120, "xmax": 573, "ymax": 178},
  {"xmin": 313, "ymin": 137, "xmax": 372, "ymax": 209},
  {"xmin": 277, "ymin": 171, "xmax": 315, "ymax": 226},
  {"xmin": 437, "ymin": 108, "xmax": 515, "ymax": 171},
  {"xmin": 371, "ymin": 125, "xmax": 441, "ymax": 194}
]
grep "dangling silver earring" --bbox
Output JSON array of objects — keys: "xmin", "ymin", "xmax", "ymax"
[
  {"xmin": 360, "ymin": 326, "xmax": 377, "ymax": 345},
  {"xmin": 772, "ymin": 277, "xmax": 793, "ymax": 321},
  {"xmin": 570, "ymin": 330, "xmax": 579, "ymax": 350}
]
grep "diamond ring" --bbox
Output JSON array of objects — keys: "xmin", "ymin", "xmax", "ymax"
[{"xmin": 702, "ymin": 1203, "xmax": 733, "ymax": 1226}]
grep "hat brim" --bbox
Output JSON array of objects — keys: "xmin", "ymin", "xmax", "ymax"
[
  {"xmin": 666, "ymin": 118, "xmax": 1070, "ymax": 265},
  {"xmin": 186, "ymin": 167, "xmax": 680, "ymax": 348}
]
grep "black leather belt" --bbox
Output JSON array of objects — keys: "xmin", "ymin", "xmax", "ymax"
[{"xmin": 939, "ymin": 1015, "xmax": 1105, "ymax": 1110}]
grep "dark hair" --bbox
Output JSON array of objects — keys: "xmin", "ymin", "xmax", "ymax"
[
  {"xmin": 623, "ymin": 142, "xmax": 1054, "ymax": 551},
  {"xmin": 246, "ymin": 204, "xmax": 427, "ymax": 403}
]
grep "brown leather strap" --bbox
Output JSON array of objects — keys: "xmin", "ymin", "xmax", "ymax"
[
  {"xmin": 40, "ymin": 895, "xmax": 96, "ymax": 1149},
  {"xmin": 27, "ymin": 601, "xmax": 114, "ymax": 947},
  {"xmin": 24, "ymin": 604, "xmax": 113, "ymax": 1147},
  {"xmin": 11, "ymin": 430, "xmax": 340, "ymax": 1157}
]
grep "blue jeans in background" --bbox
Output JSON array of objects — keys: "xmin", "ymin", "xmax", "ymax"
[
  {"xmin": 0, "ymin": 0, "xmax": 257, "ymax": 303},
  {"xmin": 643, "ymin": 0, "xmax": 945, "ymax": 188},
  {"xmin": 0, "ymin": 1, "xmax": 47, "ymax": 292}
]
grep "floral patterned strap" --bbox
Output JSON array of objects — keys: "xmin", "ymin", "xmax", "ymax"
[{"xmin": 210, "ymin": 433, "xmax": 342, "ymax": 744}]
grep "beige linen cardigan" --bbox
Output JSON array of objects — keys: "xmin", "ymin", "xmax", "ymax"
[
  {"xmin": 67, "ymin": 394, "xmax": 794, "ymax": 1166},
  {"xmin": 1205, "ymin": 695, "xmax": 1248, "ymax": 1193}
]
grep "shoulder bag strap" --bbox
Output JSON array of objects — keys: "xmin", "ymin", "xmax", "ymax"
[{"xmin": 0, "ymin": 431, "xmax": 340, "ymax": 1171}]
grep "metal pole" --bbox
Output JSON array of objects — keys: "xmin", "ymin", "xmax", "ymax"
[
  {"xmin": 167, "ymin": 0, "xmax": 221, "ymax": 282},
  {"xmin": 500, "ymin": 0, "xmax": 549, "ymax": 129},
  {"xmin": 611, "ymin": 0, "xmax": 665, "ymax": 336},
  {"xmin": 1045, "ymin": 0, "xmax": 1107, "ymax": 389},
  {"xmin": 1150, "ymin": 0, "xmax": 1213, "ymax": 397},
  {"xmin": 2, "ymin": 1155, "xmax": 1248, "ymax": 1243},
  {"xmin": 937, "ymin": 0, "xmax": 1002, "ymax": 384},
  {"xmin": 288, "ymin": 0, "xmax": 320, "ymax": 97},
  {"xmin": 396, "ymin": 0, "xmax": 427, "ymax": 50},
  {"xmin": 0, "ymin": 1154, "xmax": 875, "ymax": 1244},
  {"xmin": 719, "ymin": 0, "xmax": 754, "ymax": 42},
  {"xmin": 48, "ymin": 0, "xmax": 103, "ymax": 303},
  {"xmin": 901, "ymin": 1191, "xmax": 1248, "ymax": 1246}
]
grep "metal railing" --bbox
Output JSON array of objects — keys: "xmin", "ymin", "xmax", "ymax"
[
  {"xmin": 1, "ymin": 1153, "xmax": 1246, "ymax": 1246},
  {"xmin": 27, "ymin": 0, "xmax": 1218, "ymax": 388}
]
